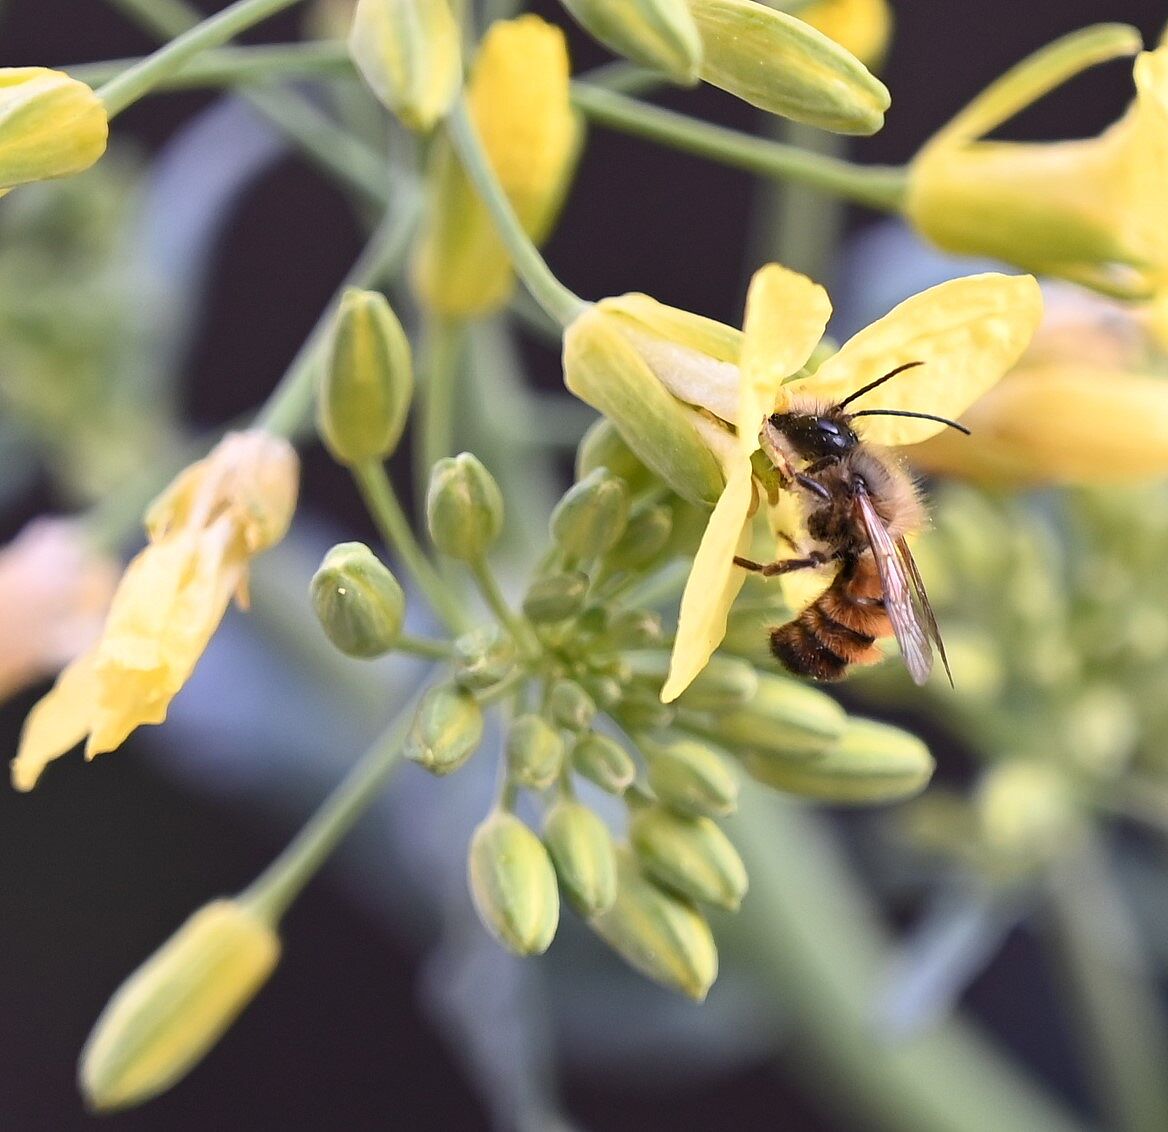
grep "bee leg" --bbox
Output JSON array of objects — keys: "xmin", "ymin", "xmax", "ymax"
[
  {"xmin": 733, "ymin": 550, "xmax": 832, "ymax": 576},
  {"xmin": 794, "ymin": 473, "xmax": 832, "ymax": 501}
]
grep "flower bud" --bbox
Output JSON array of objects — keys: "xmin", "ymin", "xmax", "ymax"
[
  {"xmin": 591, "ymin": 849, "xmax": 717, "ymax": 1000},
  {"xmin": 468, "ymin": 811, "xmax": 560, "ymax": 955},
  {"xmin": 79, "ymin": 900, "xmax": 279, "ymax": 1111},
  {"xmin": 976, "ymin": 760, "xmax": 1078, "ymax": 863},
  {"xmin": 523, "ymin": 570, "xmax": 590, "ymax": 623},
  {"xmin": 691, "ymin": 672, "xmax": 845, "ymax": 762},
  {"xmin": 646, "ymin": 738, "xmax": 738, "ymax": 817},
  {"xmin": 0, "ymin": 69, "xmax": 107, "ymax": 192},
  {"xmin": 550, "ymin": 469, "xmax": 630, "ymax": 563},
  {"xmin": 413, "ymin": 16, "xmax": 581, "ymax": 316},
  {"xmin": 571, "ymin": 731, "xmax": 636, "ymax": 793},
  {"xmin": 628, "ymin": 650, "xmax": 757, "ymax": 710},
  {"xmin": 348, "ymin": 0, "xmax": 461, "ymax": 132},
  {"xmin": 452, "ymin": 623, "xmax": 517, "ymax": 689},
  {"xmin": 618, "ymin": 696, "xmax": 676, "ymax": 732},
  {"xmin": 741, "ymin": 717, "xmax": 934, "ymax": 803},
  {"xmin": 630, "ymin": 807, "xmax": 747, "ymax": 911},
  {"xmin": 605, "ymin": 609, "xmax": 664, "ymax": 650},
  {"xmin": 544, "ymin": 800, "xmax": 618, "ymax": 916},
  {"xmin": 559, "ymin": 0, "xmax": 702, "ymax": 84},
  {"xmin": 426, "ymin": 452, "xmax": 504, "ymax": 561},
  {"xmin": 801, "ymin": 0, "xmax": 892, "ymax": 69},
  {"xmin": 317, "ymin": 287, "xmax": 413, "ymax": 465},
  {"xmin": 310, "ymin": 542, "xmax": 405, "ymax": 658},
  {"xmin": 405, "ymin": 683, "xmax": 484, "ymax": 774},
  {"xmin": 506, "ymin": 713, "xmax": 565, "ymax": 789},
  {"xmin": 576, "ymin": 417, "xmax": 655, "ymax": 494},
  {"xmin": 688, "ymin": 0, "xmax": 890, "ymax": 133},
  {"xmin": 603, "ymin": 505, "xmax": 674, "ymax": 574},
  {"xmin": 549, "ymin": 678, "xmax": 597, "ymax": 731}
]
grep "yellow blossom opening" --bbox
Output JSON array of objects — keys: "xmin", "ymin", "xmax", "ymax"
[
  {"xmin": 662, "ymin": 268, "xmax": 1042, "ymax": 701},
  {"xmin": 11, "ymin": 432, "xmax": 299, "ymax": 791}
]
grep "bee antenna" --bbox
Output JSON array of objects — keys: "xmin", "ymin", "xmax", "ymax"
[
  {"xmin": 850, "ymin": 408, "xmax": 971, "ymax": 435},
  {"xmin": 838, "ymin": 361, "xmax": 926, "ymax": 409}
]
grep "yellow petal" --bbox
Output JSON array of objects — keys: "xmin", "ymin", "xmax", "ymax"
[
  {"xmin": 662, "ymin": 460, "xmax": 754, "ymax": 702},
  {"xmin": 1118, "ymin": 49, "xmax": 1168, "ymax": 273},
  {"xmin": 11, "ymin": 647, "xmax": 99, "ymax": 791},
  {"xmin": 808, "ymin": 273, "xmax": 1043, "ymax": 445},
  {"xmin": 740, "ymin": 264, "xmax": 832, "ymax": 455},
  {"xmin": 800, "ymin": 0, "xmax": 891, "ymax": 69}
]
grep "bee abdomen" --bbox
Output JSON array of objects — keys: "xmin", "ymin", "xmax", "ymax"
[{"xmin": 770, "ymin": 559, "xmax": 888, "ymax": 682}]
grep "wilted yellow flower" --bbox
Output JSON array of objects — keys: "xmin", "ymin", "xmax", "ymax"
[
  {"xmin": 11, "ymin": 431, "xmax": 299, "ymax": 791},
  {"xmin": 0, "ymin": 68, "xmax": 107, "ymax": 193},
  {"xmin": 0, "ymin": 519, "xmax": 118, "ymax": 703},
  {"xmin": 906, "ymin": 30, "xmax": 1168, "ymax": 301},
  {"xmin": 413, "ymin": 16, "xmax": 582, "ymax": 317},
  {"xmin": 660, "ymin": 266, "xmax": 1042, "ymax": 701},
  {"xmin": 912, "ymin": 286, "xmax": 1168, "ymax": 484},
  {"xmin": 799, "ymin": 0, "xmax": 892, "ymax": 69}
]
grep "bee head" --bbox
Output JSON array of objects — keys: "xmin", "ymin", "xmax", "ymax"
[{"xmin": 768, "ymin": 410, "xmax": 859, "ymax": 460}]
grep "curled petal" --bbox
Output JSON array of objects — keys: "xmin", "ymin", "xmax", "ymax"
[
  {"xmin": 662, "ymin": 460, "xmax": 754, "ymax": 702},
  {"xmin": 808, "ymin": 273, "xmax": 1043, "ymax": 446}
]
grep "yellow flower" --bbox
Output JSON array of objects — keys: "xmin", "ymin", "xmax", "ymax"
[
  {"xmin": 661, "ymin": 267, "xmax": 1043, "ymax": 701},
  {"xmin": 0, "ymin": 519, "xmax": 117, "ymax": 703},
  {"xmin": 799, "ymin": 0, "xmax": 892, "ymax": 70},
  {"xmin": 413, "ymin": 16, "xmax": 582, "ymax": 317},
  {"xmin": 11, "ymin": 432, "xmax": 299, "ymax": 791},
  {"xmin": 911, "ymin": 285, "xmax": 1168, "ymax": 484},
  {"xmin": 905, "ymin": 29, "xmax": 1168, "ymax": 301},
  {"xmin": 0, "ymin": 68, "xmax": 107, "ymax": 193}
]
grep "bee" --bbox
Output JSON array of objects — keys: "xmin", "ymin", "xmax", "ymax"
[{"xmin": 733, "ymin": 362, "xmax": 965, "ymax": 686}]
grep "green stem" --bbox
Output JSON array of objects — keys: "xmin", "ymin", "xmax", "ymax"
[
  {"xmin": 445, "ymin": 97, "xmax": 588, "ymax": 328},
  {"xmin": 255, "ymin": 203, "xmax": 418, "ymax": 438},
  {"xmin": 469, "ymin": 557, "xmax": 541, "ymax": 658},
  {"xmin": 352, "ymin": 460, "xmax": 470, "ymax": 635},
  {"xmin": 242, "ymin": 705, "xmax": 415, "ymax": 921},
  {"xmin": 415, "ymin": 317, "xmax": 465, "ymax": 512},
  {"xmin": 395, "ymin": 633, "xmax": 453, "ymax": 661},
  {"xmin": 66, "ymin": 40, "xmax": 352, "ymax": 90},
  {"xmin": 732, "ymin": 789, "xmax": 1091, "ymax": 1132},
  {"xmin": 97, "ymin": 0, "xmax": 307, "ymax": 117},
  {"xmin": 571, "ymin": 83, "xmax": 908, "ymax": 213},
  {"xmin": 1043, "ymin": 834, "xmax": 1168, "ymax": 1132}
]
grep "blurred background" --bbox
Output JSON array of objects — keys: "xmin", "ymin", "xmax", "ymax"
[{"xmin": 1, "ymin": 1, "xmax": 1166, "ymax": 1128}]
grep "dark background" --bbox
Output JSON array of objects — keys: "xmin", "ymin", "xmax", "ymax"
[{"xmin": 0, "ymin": 2, "xmax": 1164, "ymax": 1129}]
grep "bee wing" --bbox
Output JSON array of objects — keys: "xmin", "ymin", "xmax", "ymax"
[
  {"xmin": 896, "ymin": 534, "xmax": 954, "ymax": 687},
  {"xmin": 854, "ymin": 485, "xmax": 933, "ymax": 685}
]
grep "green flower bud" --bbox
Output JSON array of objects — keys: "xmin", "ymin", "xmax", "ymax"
[
  {"xmin": 585, "ymin": 675, "xmax": 623, "ymax": 711},
  {"xmin": 348, "ymin": 0, "xmax": 461, "ymax": 132},
  {"xmin": 549, "ymin": 679, "xmax": 597, "ymax": 731},
  {"xmin": 544, "ymin": 800, "xmax": 618, "ymax": 916},
  {"xmin": 310, "ymin": 542, "xmax": 405, "ymax": 659},
  {"xmin": 79, "ymin": 900, "xmax": 279, "ymax": 1112},
  {"xmin": 572, "ymin": 732, "xmax": 636, "ymax": 794},
  {"xmin": 522, "ymin": 570, "xmax": 589, "ymax": 623},
  {"xmin": 690, "ymin": 673, "xmax": 845, "ymax": 763},
  {"xmin": 741, "ymin": 717, "xmax": 934, "ymax": 803},
  {"xmin": 630, "ymin": 807, "xmax": 747, "ymax": 911},
  {"xmin": 468, "ymin": 811, "xmax": 560, "ymax": 955},
  {"xmin": 550, "ymin": 469, "xmax": 630, "ymax": 562},
  {"xmin": 688, "ymin": 0, "xmax": 890, "ymax": 134},
  {"xmin": 405, "ymin": 683, "xmax": 484, "ymax": 775},
  {"xmin": 426, "ymin": 452, "xmax": 504, "ymax": 561},
  {"xmin": 317, "ymin": 287, "xmax": 413, "ymax": 465},
  {"xmin": 0, "ymin": 69, "xmax": 108, "ymax": 192},
  {"xmin": 576, "ymin": 417, "xmax": 654, "ymax": 494},
  {"xmin": 976, "ymin": 760, "xmax": 1078, "ymax": 863},
  {"xmin": 558, "ymin": 0, "xmax": 702, "ymax": 85},
  {"xmin": 645, "ymin": 738, "xmax": 738, "ymax": 817},
  {"xmin": 603, "ymin": 504, "xmax": 673, "ymax": 574},
  {"xmin": 591, "ymin": 849, "xmax": 717, "ymax": 1000},
  {"xmin": 452, "ymin": 623, "xmax": 517, "ymax": 690},
  {"xmin": 618, "ymin": 697, "xmax": 676, "ymax": 732},
  {"xmin": 506, "ymin": 714, "xmax": 565, "ymax": 790},
  {"xmin": 627, "ymin": 650, "xmax": 757, "ymax": 710},
  {"xmin": 605, "ymin": 609, "xmax": 664, "ymax": 650}
]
